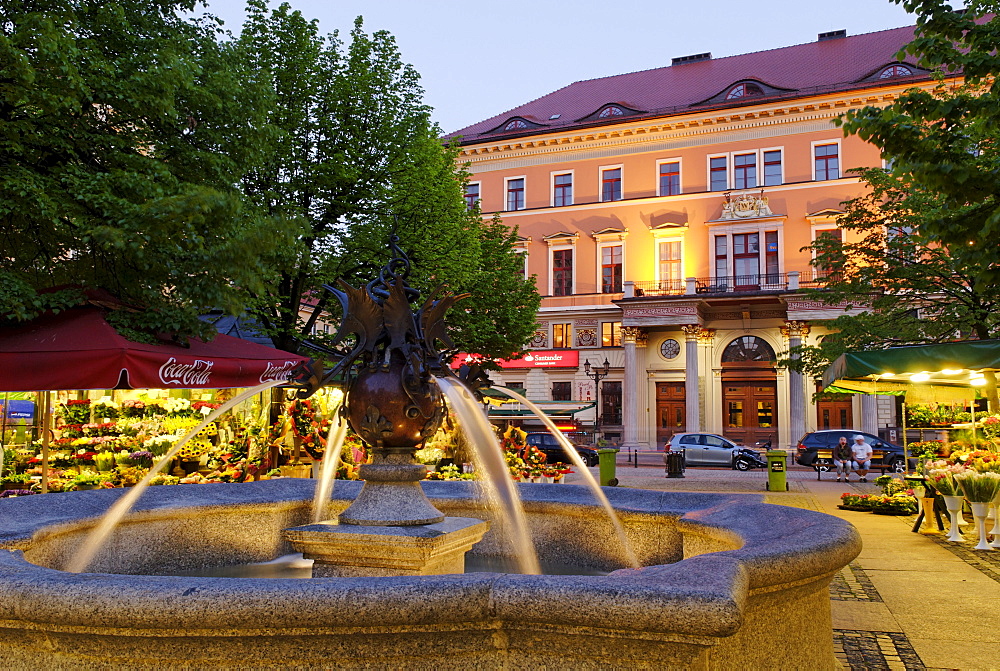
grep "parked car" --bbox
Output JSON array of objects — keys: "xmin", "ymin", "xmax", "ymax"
[
  {"xmin": 795, "ymin": 430, "xmax": 907, "ymax": 472},
  {"xmin": 663, "ymin": 433, "xmax": 766, "ymax": 470},
  {"xmin": 525, "ymin": 432, "xmax": 600, "ymax": 467}
]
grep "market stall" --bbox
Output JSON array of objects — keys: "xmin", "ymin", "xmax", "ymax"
[{"xmin": 0, "ymin": 295, "xmax": 313, "ymax": 493}]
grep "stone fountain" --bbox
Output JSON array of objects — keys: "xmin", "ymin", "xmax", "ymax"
[
  {"xmin": 282, "ymin": 238, "xmax": 488, "ymax": 577},
  {"xmin": 0, "ymin": 240, "xmax": 862, "ymax": 669}
]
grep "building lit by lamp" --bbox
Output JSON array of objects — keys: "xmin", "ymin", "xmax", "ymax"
[{"xmin": 447, "ymin": 22, "xmax": 952, "ymax": 450}]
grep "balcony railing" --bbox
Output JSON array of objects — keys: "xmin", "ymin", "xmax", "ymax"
[{"xmin": 628, "ymin": 270, "xmax": 835, "ymax": 298}]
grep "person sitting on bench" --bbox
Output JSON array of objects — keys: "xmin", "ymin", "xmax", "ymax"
[
  {"xmin": 833, "ymin": 436, "xmax": 853, "ymax": 482},
  {"xmin": 851, "ymin": 435, "xmax": 874, "ymax": 483}
]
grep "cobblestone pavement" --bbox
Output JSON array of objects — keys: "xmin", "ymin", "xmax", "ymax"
[
  {"xmin": 834, "ymin": 631, "xmax": 926, "ymax": 671},
  {"xmin": 829, "ymin": 562, "xmax": 883, "ymax": 602}
]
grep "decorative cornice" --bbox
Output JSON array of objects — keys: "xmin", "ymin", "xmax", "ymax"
[{"xmin": 456, "ymin": 85, "xmax": 934, "ymax": 166}]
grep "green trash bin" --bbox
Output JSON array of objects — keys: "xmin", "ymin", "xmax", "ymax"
[
  {"xmin": 598, "ymin": 448, "xmax": 619, "ymax": 487},
  {"xmin": 766, "ymin": 450, "xmax": 788, "ymax": 491}
]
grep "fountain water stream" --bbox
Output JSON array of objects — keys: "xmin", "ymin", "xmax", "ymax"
[
  {"xmin": 311, "ymin": 414, "xmax": 347, "ymax": 524},
  {"xmin": 435, "ymin": 377, "xmax": 540, "ymax": 574},
  {"xmin": 65, "ymin": 379, "xmax": 289, "ymax": 573},
  {"xmin": 492, "ymin": 385, "xmax": 640, "ymax": 569}
]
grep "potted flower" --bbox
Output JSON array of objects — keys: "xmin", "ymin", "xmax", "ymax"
[
  {"xmin": 870, "ymin": 494, "xmax": 918, "ymax": 516},
  {"xmin": 1, "ymin": 472, "xmax": 32, "ymax": 491},
  {"xmin": 69, "ymin": 470, "xmax": 105, "ymax": 491}
]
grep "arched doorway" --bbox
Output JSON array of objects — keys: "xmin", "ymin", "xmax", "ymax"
[{"xmin": 721, "ymin": 336, "xmax": 777, "ymax": 446}]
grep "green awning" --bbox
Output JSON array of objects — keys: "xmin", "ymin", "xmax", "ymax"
[{"xmin": 820, "ymin": 339, "xmax": 1000, "ymax": 398}]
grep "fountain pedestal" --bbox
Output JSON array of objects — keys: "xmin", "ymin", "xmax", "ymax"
[{"xmin": 284, "ymin": 517, "xmax": 489, "ymax": 577}]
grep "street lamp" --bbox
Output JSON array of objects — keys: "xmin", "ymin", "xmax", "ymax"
[{"xmin": 583, "ymin": 357, "xmax": 611, "ymax": 442}]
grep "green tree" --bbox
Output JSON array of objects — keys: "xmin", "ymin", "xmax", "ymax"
[
  {"xmin": 786, "ymin": 167, "xmax": 1000, "ymax": 409},
  {"xmin": 447, "ymin": 214, "xmax": 540, "ymax": 361},
  {"xmin": 236, "ymin": 2, "xmax": 538, "ymax": 359},
  {"xmin": 0, "ymin": 0, "xmax": 278, "ymax": 339},
  {"xmin": 838, "ymin": 0, "xmax": 1000, "ymax": 286}
]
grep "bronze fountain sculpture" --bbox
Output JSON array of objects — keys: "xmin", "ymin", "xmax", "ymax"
[{"xmin": 284, "ymin": 237, "xmax": 490, "ymax": 574}]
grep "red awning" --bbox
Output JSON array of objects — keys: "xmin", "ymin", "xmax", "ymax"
[{"xmin": 0, "ymin": 305, "xmax": 310, "ymax": 392}]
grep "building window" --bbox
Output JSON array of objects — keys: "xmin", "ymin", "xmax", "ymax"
[
  {"xmin": 658, "ymin": 240, "xmax": 682, "ymax": 288},
  {"xmin": 552, "ymin": 323, "xmax": 572, "ymax": 348},
  {"xmin": 710, "ymin": 156, "xmax": 728, "ymax": 191},
  {"xmin": 726, "ymin": 82, "xmax": 764, "ymax": 99},
  {"xmin": 552, "ymin": 381, "xmax": 572, "ymax": 401},
  {"xmin": 552, "ymin": 249, "xmax": 573, "ymax": 296},
  {"xmin": 506, "ymin": 178, "xmax": 525, "ymax": 211},
  {"xmin": 714, "ymin": 235, "xmax": 728, "ymax": 279},
  {"xmin": 601, "ymin": 244, "xmax": 623, "ymax": 293},
  {"xmin": 601, "ymin": 322, "xmax": 621, "ymax": 347},
  {"xmin": 504, "ymin": 119, "xmax": 528, "ymax": 130},
  {"xmin": 464, "ymin": 183, "xmax": 480, "ymax": 210},
  {"xmin": 879, "ymin": 65, "xmax": 913, "ymax": 78},
  {"xmin": 814, "ymin": 144, "xmax": 840, "ymax": 180},
  {"xmin": 601, "ymin": 168, "xmax": 622, "ymax": 202},
  {"xmin": 763, "ymin": 150, "xmax": 782, "ymax": 186},
  {"xmin": 733, "ymin": 153, "xmax": 757, "ymax": 189},
  {"xmin": 733, "ymin": 233, "xmax": 760, "ymax": 282},
  {"xmin": 659, "ymin": 161, "xmax": 681, "ymax": 196},
  {"xmin": 602, "ymin": 381, "xmax": 623, "ymax": 425},
  {"xmin": 764, "ymin": 230, "xmax": 779, "ymax": 282},
  {"xmin": 599, "ymin": 105, "xmax": 625, "ymax": 118},
  {"xmin": 553, "ymin": 173, "xmax": 573, "ymax": 207},
  {"xmin": 722, "ymin": 336, "xmax": 776, "ymax": 362},
  {"xmin": 814, "ymin": 228, "xmax": 844, "ymax": 274}
]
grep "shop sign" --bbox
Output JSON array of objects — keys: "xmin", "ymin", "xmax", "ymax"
[
  {"xmin": 158, "ymin": 358, "xmax": 213, "ymax": 386},
  {"xmin": 3, "ymin": 400, "xmax": 35, "ymax": 421},
  {"xmin": 452, "ymin": 351, "xmax": 579, "ymax": 369},
  {"xmin": 260, "ymin": 361, "xmax": 300, "ymax": 383}
]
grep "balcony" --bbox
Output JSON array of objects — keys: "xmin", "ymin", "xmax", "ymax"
[{"xmin": 627, "ymin": 270, "xmax": 833, "ymax": 299}]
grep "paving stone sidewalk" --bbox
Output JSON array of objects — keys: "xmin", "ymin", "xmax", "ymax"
[{"xmin": 600, "ymin": 463, "xmax": 997, "ymax": 670}]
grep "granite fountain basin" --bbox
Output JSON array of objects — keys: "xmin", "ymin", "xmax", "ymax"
[{"xmin": 0, "ymin": 479, "xmax": 859, "ymax": 669}]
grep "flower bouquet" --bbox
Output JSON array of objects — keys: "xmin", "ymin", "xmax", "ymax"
[
  {"xmin": 955, "ymin": 471, "xmax": 1000, "ymax": 503},
  {"xmin": 955, "ymin": 471, "xmax": 1000, "ymax": 550},
  {"xmin": 839, "ymin": 493, "xmax": 875, "ymax": 511}
]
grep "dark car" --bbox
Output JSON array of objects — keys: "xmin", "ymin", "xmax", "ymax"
[
  {"xmin": 795, "ymin": 430, "xmax": 907, "ymax": 472},
  {"xmin": 525, "ymin": 432, "xmax": 599, "ymax": 467}
]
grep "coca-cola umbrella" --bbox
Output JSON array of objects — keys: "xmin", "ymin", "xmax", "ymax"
[{"xmin": 0, "ymin": 304, "xmax": 310, "ymax": 392}]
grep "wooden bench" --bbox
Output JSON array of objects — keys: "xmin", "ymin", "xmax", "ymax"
[{"xmin": 812, "ymin": 448, "xmax": 899, "ymax": 480}]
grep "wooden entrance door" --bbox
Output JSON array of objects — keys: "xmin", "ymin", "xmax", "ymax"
[
  {"xmin": 722, "ymin": 381, "xmax": 777, "ymax": 446},
  {"xmin": 656, "ymin": 382, "xmax": 685, "ymax": 447},
  {"xmin": 816, "ymin": 388, "xmax": 853, "ymax": 430}
]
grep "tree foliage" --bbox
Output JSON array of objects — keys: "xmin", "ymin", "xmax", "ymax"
[
  {"xmin": 0, "ymin": 0, "xmax": 279, "ymax": 339},
  {"xmin": 838, "ymin": 0, "xmax": 1000, "ymax": 286},
  {"xmin": 236, "ymin": 2, "xmax": 538, "ymax": 359},
  {"xmin": 785, "ymin": 167, "xmax": 1000, "ymax": 379}
]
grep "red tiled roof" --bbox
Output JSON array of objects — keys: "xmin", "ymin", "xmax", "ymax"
[{"xmin": 448, "ymin": 25, "xmax": 921, "ymax": 142}]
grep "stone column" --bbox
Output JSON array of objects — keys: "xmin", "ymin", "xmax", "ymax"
[
  {"xmin": 781, "ymin": 321, "xmax": 811, "ymax": 450},
  {"xmin": 621, "ymin": 327, "xmax": 643, "ymax": 449},
  {"xmin": 861, "ymin": 394, "xmax": 879, "ymax": 436},
  {"xmin": 682, "ymin": 325, "xmax": 702, "ymax": 433}
]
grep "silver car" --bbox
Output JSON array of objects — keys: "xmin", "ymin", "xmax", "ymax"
[{"xmin": 664, "ymin": 433, "xmax": 765, "ymax": 470}]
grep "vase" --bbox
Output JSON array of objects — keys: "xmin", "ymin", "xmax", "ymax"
[
  {"xmin": 543, "ymin": 476, "xmax": 554, "ymax": 484},
  {"xmin": 969, "ymin": 501, "xmax": 992, "ymax": 551},
  {"xmin": 991, "ymin": 498, "xmax": 1000, "ymax": 549},
  {"xmin": 920, "ymin": 498, "xmax": 939, "ymax": 535},
  {"xmin": 942, "ymin": 495, "xmax": 965, "ymax": 542}
]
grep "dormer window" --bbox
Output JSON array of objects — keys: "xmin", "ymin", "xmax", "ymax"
[
  {"xmin": 504, "ymin": 119, "xmax": 529, "ymax": 131},
  {"xmin": 598, "ymin": 105, "xmax": 626, "ymax": 118},
  {"xmin": 879, "ymin": 65, "xmax": 913, "ymax": 79},
  {"xmin": 726, "ymin": 82, "xmax": 764, "ymax": 100}
]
